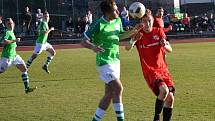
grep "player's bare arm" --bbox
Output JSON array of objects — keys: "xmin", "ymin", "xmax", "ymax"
[
  {"xmin": 160, "ymin": 38, "xmax": 172, "ymax": 53},
  {"xmin": 2, "ymin": 38, "xmax": 20, "ymax": 45},
  {"xmin": 44, "ymin": 27, "xmax": 54, "ymax": 35},
  {"xmin": 81, "ymin": 37, "xmax": 104, "ymax": 53}
]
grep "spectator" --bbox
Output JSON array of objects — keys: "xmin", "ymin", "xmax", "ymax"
[
  {"xmin": 0, "ymin": 15, "xmax": 5, "ymax": 34},
  {"xmin": 36, "ymin": 8, "xmax": 43, "ymax": 29},
  {"xmin": 22, "ymin": 6, "xmax": 32, "ymax": 35},
  {"xmin": 163, "ymin": 14, "xmax": 170, "ymax": 28},
  {"xmin": 86, "ymin": 10, "xmax": 93, "ymax": 24},
  {"xmin": 208, "ymin": 13, "xmax": 215, "ymax": 31},
  {"xmin": 75, "ymin": 17, "xmax": 82, "ymax": 37},
  {"xmin": 202, "ymin": 13, "xmax": 208, "ymax": 31},
  {"xmin": 120, "ymin": 6, "xmax": 130, "ymax": 30},
  {"xmin": 181, "ymin": 13, "xmax": 190, "ymax": 32},
  {"xmin": 190, "ymin": 16, "xmax": 199, "ymax": 33},
  {"xmin": 65, "ymin": 16, "xmax": 74, "ymax": 32},
  {"xmin": 154, "ymin": 7, "xmax": 172, "ymax": 33},
  {"xmin": 80, "ymin": 16, "xmax": 90, "ymax": 33}
]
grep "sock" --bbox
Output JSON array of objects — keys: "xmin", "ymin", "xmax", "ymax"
[
  {"xmin": 44, "ymin": 56, "xmax": 54, "ymax": 67},
  {"xmin": 113, "ymin": 103, "xmax": 124, "ymax": 121},
  {"xmin": 21, "ymin": 72, "xmax": 29, "ymax": 90},
  {"xmin": 163, "ymin": 107, "xmax": 173, "ymax": 121},
  {"xmin": 92, "ymin": 108, "xmax": 105, "ymax": 121},
  {"xmin": 26, "ymin": 57, "xmax": 33, "ymax": 68},
  {"xmin": 153, "ymin": 98, "xmax": 164, "ymax": 121}
]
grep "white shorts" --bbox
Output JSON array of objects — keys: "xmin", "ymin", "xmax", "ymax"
[
  {"xmin": 97, "ymin": 63, "xmax": 120, "ymax": 84},
  {"xmin": 0, "ymin": 55, "xmax": 25, "ymax": 72},
  {"xmin": 33, "ymin": 42, "xmax": 53, "ymax": 54}
]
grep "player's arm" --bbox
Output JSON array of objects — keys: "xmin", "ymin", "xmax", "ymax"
[
  {"xmin": 1, "ymin": 32, "xmax": 20, "ymax": 45},
  {"xmin": 44, "ymin": 27, "xmax": 54, "ymax": 35},
  {"xmin": 124, "ymin": 24, "xmax": 144, "ymax": 51},
  {"xmin": 159, "ymin": 28, "xmax": 172, "ymax": 53},
  {"xmin": 160, "ymin": 38, "xmax": 172, "ymax": 53},
  {"xmin": 81, "ymin": 37, "xmax": 104, "ymax": 53},
  {"xmin": 39, "ymin": 22, "xmax": 54, "ymax": 35},
  {"xmin": 80, "ymin": 20, "xmax": 104, "ymax": 53},
  {"xmin": 119, "ymin": 23, "xmax": 144, "ymax": 41},
  {"xmin": 3, "ymin": 38, "xmax": 20, "ymax": 44}
]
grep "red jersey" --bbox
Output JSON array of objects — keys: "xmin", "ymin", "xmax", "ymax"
[
  {"xmin": 153, "ymin": 16, "xmax": 170, "ymax": 33},
  {"xmin": 135, "ymin": 27, "xmax": 174, "ymax": 95},
  {"xmin": 153, "ymin": 17, "xmax": 164, "ymax": 28}
]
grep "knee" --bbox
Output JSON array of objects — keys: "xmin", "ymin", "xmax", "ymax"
[
  {"xmin": 114, "ymin": 84, "xmax": 123, "ymax": 96},
  {"xmin": 53, "ymin": 51, "xmax": 56, "ymax": 56},
  {"xmin": 165, "ymin": 93, "xmax": 174, "ymax": 107},
  {"xmin": 159, "ymin": 85, "xmax": 169, "ymax": 100}
]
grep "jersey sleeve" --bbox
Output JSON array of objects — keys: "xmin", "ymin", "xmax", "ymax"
[
  {"xmin": 159, "ymin": 28, "xmax": 166, "ymax": 40},
  {"xmin": 2, "ymin": 31, "xmax": 11, "ymax": 42},
  {"xmin": 84, "ymin": 20, "xmax": 100, "ymax": 40}
]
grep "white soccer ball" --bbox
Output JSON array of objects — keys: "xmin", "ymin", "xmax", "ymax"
[{"xmin": 129, "ymin": 2, "xmax": 146, "ymax": 19}]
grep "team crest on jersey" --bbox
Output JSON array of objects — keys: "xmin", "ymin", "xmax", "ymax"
[{"xmin": 152, "ymin": 35, "xmax": 160, "ymax": 40}]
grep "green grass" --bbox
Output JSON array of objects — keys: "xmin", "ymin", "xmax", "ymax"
[{"xmin": 1, "ymin": 42, "xmax": 215, "ymax": 121}]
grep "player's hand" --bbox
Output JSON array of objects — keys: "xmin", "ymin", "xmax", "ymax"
[
  {"xmin": 92, "ymin": 45, "xmax": 105, "ymax": 53},
  {"xmin": 160, "ymin": 39, "xmax": 169, "ymax": 46},
  {"xmin": 16, "ymin": 38, "xmax": 21, "ymax": 42},
  {"xmin": 50, "ymin": 27, "xmax": 54, "ymax": 31}
]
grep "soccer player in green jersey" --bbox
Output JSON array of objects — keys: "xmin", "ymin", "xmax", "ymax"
[
  {"xmin": 0, "ymin": 18, "xmax": 36, "ymax": 93},
  {"xmin": 26, "ymin": 11, "xmax": 55, "ymax": 74},
  {"xmin": 81, "ymin": 0, "xmax": 138, "ymax": 121}
]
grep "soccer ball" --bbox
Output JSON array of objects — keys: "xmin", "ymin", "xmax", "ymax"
[{"xmin": 129, "ymin": 2, "xmax": 146, "ymax": 19}]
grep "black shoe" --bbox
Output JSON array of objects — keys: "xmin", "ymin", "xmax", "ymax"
[
  {"xmin": 42, "ymin": 65, "xmax": 50, "ymax": 74},
  {"xmin": 25, "ymin": 87, "xmax": 37, "ymax": 94}
]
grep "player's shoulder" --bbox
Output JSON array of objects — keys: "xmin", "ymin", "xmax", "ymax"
[{"xmin": 90, "ymin": 18, "xmax": 101, "ymax": 28}]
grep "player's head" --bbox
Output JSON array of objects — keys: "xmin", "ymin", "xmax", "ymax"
[
  {"xmin": 156, "ymin": 7, "xmax": 164, "ymax": 17},
  {"xmin": 100, "ymin": 0, "xmax": 119, "ymax": 20},
  {"xmin": 43, "ymin": 11, "xmax": 50, "ymax": 22},
  {"xmin": 141, "ymin": 9, "xmax": 154, "ymax": 33},
  {"xmin": 5, "ymin": 18, "xmax": 14, "ymax": 30},
  {"xmin": 37, "ymin": 8, "xmax": 41, "ymax": 13}
]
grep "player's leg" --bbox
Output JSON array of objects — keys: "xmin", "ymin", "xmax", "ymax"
[
  {"xmin": 109, "ymin": 79, "xmax": 124, "ymax": 121},
  {"xmin": 153, "ymin": 80, "xmax": 169, "ymax": 121},
  {"xmin": 163, "ymin": 88, "xmax": 174, "ymax": 121},
  {"xmin": 0, "ymin": 58, "xmax": 10, "ymax": 74},
  {"xmin": 26, "ymin": 43, "xmax": 43, "ymax": 68},
  {"xmin": 92, "ymin": 84, "xmax": 113, "ymax": 121},
  {"xmin": 15, "ymin": 55, "xmax": 36, "ymax": 93},
  {"xmin": 26, "ymin": 53, "xmax": 38, "ymax": 68},
  {"xmin": 42, "ymin": 43, "xmax": 56, "ymax": 73}
]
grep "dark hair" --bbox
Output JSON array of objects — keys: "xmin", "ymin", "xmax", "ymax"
[
  {"xmin": 44, "ymin": 11, "xmax": 49, "ymax": 15},
  {"xmin": 158, "ymin": 7, "xmax": 164, "ymax": 10},
  {"xmin": 6, "ymin": 18, "xmax": 12, "ymax": 22},
  {"xmin": 100, "ymin": 0, "xmax": 116, "ymax": 14}
]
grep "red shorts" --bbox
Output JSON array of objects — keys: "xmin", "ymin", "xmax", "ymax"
[{"xmin": 143, "ymin": 68, "xmax": 175, "ymax": 96}]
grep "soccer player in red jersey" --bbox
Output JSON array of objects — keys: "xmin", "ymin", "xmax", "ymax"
[
  {"xmin": 126, "ymin": 9, "xmax": 175, "ymax": 121},
  {"xmin": 153, "ymin": 7, "xmax": 172, "ymax": 33}
]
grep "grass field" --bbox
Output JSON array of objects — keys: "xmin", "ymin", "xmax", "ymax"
[{"xmin": 0, "ymin": 42, "xmax": 215, "ymax": 121}]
